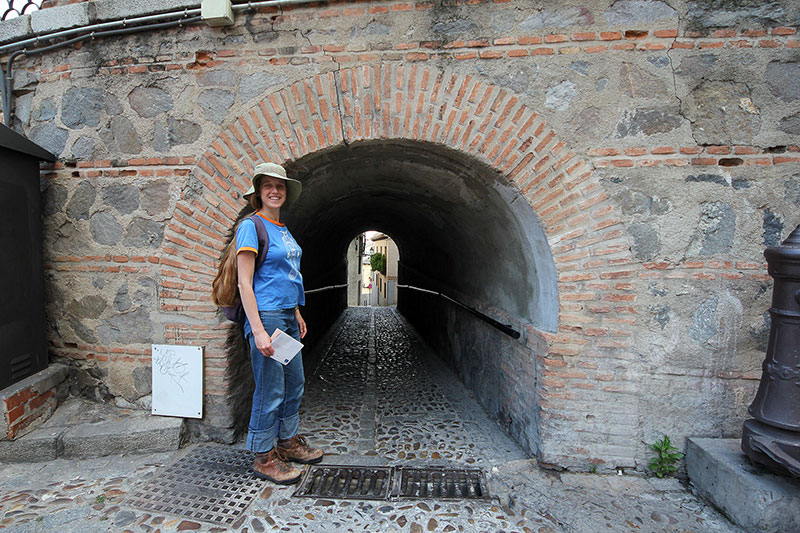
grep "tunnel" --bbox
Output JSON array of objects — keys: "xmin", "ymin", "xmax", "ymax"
[{"xmin": 244, "ymin": 138, "xmax": 560, "ymax": 457}]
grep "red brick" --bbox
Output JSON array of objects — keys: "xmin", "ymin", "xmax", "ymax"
[
  {"xmin": 671, "ymin": 41, "xmax": 694, "ymax": 49},
  {"xmin": 599, "ymin": 31, "xmax": 622, "ymax": 41},
  {"xmin": 651, "ymin": 146, "xmax": 676, "ymax": 155},
  {"xmin": 518, "ymin": 36, "xmax": 542, "ymax": 45},
  {"xmin": 653, "ymin": 29, "xmax": 678, "ymax": 38},
  {"xmin": 585, "ymin": 45, "xmax": 607, "ymax": 53},
  {"xmin": 759, "ymin": 39, "xmax": 781, "ymax": 48},
  {"xmin": 29, "ymin": 391, "xmax": 54, "ymax": 411},
  {"xmin": 680, "ymin": 146, "xmax": 703, "ymax": 155},
  {"xmin": 4, "ymin": 389, "xmax": 35, "ymax": 411},
  {"xmin": 611, "ymin": 159, "xmax": 633, "ymax": 167},
  {"xmin": 545, "ymin": 34, "xmax": 568, "ymax": 43},
  {"xmin": 479, "ymin": 50, "xmax": 503, "ymax": 59},
  {"xmin": 531, "ymin": 47, "xmax": 555, "ymax": 55},
  {"xmin": 588, "ymin": 148, "xmax": 619, "ymax": 157},
  {"xmin": 734, "ymin": 145, "xmax": 760, "ymax": 155},
  {"xmin": 506, "ymin": 49, "xmax": 529, "ymax": 57},
  {"xmin": 572, "ymin": 32, "xmax": 596, "ymax": 41},
  {"xmin": 712, "ymin": 29, "xmax": 736, "ymax": 38},
  {"xmin": 771, "ymin": 27, "xmax": 797, "ymax": 36},
  {"xmin": 698, "ymin": 41, "xmax": 724, "ymax": 49},
  {"xmin": 624, "ymin": 30, "xmax": 648, "ymax": 39},
  {"xmin": 7, "ymin": 405, "xmax": 25, "ymax": 424},
  {"xmin": 494, "ymin": 37, "xmax": 515, "ymax": 45},
  {"xmin": 742, "ymin": 29, "xmax": 767, "ymax": 37},
  {"xmin": 706, "ymin": 145, "xmax": 731, "ymax": 155}
]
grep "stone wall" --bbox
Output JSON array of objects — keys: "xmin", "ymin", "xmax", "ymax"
[{"xmin": 2, "ymin": 0, "xmax": 800, "ymax": 471}]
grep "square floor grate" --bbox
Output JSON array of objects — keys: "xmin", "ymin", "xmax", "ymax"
[
  {"xmin": 395, "ymin": 467, "xmax": 490, "ymax": 500},
  {"xmin": 293, "ymin": 465, "xmax": 489, "ymax": 501},
  {"xmin": 126, "ymin": 445, "xmax": 264, "ymax": 526},
  {"xmin": 293, "ymin": 465, "xmax": 392, "ymax": 500}
]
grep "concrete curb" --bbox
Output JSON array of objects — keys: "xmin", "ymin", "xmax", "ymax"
[
  {"xmin": 686, "ymin": 437, "xmax": 800, "ymax": 532},
  {"xmin": 0, "ymin": 397, "xmax": 185, "ymax": 463}
]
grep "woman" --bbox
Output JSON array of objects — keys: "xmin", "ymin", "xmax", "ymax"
[{"xmin": 236, "ymin": 162, "xmax": 323, "ymax": 484}]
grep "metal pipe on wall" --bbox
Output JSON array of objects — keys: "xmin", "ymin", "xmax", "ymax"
[{"xmin": 0, "ymin": 0, "xmax": 318, "ymax": 126}]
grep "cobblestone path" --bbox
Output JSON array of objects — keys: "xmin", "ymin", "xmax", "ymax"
[{"xmin": 0, "ymin": 307, "xmax": 739, "ymax": 532}]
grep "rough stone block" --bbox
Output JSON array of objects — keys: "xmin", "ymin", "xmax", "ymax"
[
  {"xmin": 0, "ymin": 15, "xmax": 32, "ymax": 45},
  {"xmin": 61, "ymin": 414, "xmax": 184, "ymax": 458},
  {"xmin": 686, "ymin": 437, "xmax": 800, "ymax": 532},
  {"xmin": 0, "ymin": 426, "xmax": 61, "ymax": 462},
  {"xmin": 30, "ymin": 3, "xmax": 93, "ymax": 34},
  {"xmin": 93, "ymin": 0, "xmax": 199, "ymax": 22}
]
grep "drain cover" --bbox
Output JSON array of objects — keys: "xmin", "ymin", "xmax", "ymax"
[
  {"xmin": 293, "ymin": 465, "xmax": 392, "ymax": 500},
  {"xmin": 126, "ymin": 445, "xmax": 263, "ymax": 526},
  {"xmin": 294, "ymin": 465, "xmax": 489, "ymax": 501},
  {"xmin": 394, "ymin": 467, "xmax": 490, "ymax": 500}
]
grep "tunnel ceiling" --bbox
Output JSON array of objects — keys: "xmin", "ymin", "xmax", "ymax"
[{"xmin": 283, "ymin": 140, "xmax": 557, "ymax": 331}]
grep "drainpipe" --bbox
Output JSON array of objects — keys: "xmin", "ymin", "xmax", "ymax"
[{"xmin": 0, "ymin": 0, "xmax": 318, "ymax": 126}]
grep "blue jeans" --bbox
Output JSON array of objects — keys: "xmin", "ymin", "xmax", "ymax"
[{"xmin": 245, "ymin": 309, "xmax": 305, "ymax": 452}]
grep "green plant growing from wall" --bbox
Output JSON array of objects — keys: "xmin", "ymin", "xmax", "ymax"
[
  {"xmin": 648, "ymin": 435, "xmax": 684, "ymax": 478},
  {"xmin": 370, "ymin": 252, "xmax": 387, "ymax": 275}
]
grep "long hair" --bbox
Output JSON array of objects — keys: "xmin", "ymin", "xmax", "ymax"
[
  {"xmin": 211, "ymin": 204, "xmax": 256, "ymax": 307},
  {"xmin": 248, "ymin": 175, "xmax": 264, "ymax": 211},
  {"xmin": 211, "ymin": 240, "xmax": 239, "ymax": 307}
]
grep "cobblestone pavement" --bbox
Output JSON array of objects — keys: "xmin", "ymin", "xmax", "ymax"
[{"xmin": 0, "ymin": 307, "xmax": 740, "ymax": 532}]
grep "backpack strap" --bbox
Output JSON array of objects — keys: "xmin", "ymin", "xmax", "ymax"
[{"xmin": 249, "ymin": 214, "xmax": 269, "ymax": 271}]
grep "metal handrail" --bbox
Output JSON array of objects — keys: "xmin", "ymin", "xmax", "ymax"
[
  {"xmin": 397, "ymin": 284, "xmax": 521, "ymax": 339},
  {"xmin": 304, "ymin": 284, "xmax": 347, "ymax": 295}
]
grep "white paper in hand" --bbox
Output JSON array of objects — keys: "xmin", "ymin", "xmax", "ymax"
[{"xmin": 269, "ymin": 328, "xmax": 304, "ymax": 365}]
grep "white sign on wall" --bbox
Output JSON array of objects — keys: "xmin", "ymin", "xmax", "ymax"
[{"xmin": 151, "ymin": 344, "xmax": 203, "ymax": 419}]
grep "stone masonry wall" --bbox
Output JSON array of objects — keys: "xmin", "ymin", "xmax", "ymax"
[{"xmin": 2, "ymin": 0, "xmax": 800, "ymax": 470}]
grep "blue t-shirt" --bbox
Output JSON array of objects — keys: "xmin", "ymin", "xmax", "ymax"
[{"xmin": 235, "ymin": 214, "xmax": 305, "ymax": 321}]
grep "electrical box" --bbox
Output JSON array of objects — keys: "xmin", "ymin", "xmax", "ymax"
[{"xmin": 202, "ymin": 0, "xmax": 234, "ymax": 27}]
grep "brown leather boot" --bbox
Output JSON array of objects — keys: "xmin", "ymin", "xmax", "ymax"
[
  {"xmin": 277, "ymin": 434, "xmax": 324, "ymax": 464},
  {"xmin": 253, "ymin": 448, "xmax": 302, "ymax": 485}
]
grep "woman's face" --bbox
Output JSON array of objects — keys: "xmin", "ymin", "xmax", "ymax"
[{"xmin": 259, "ymin": 176, "xmax": 287, "ymax": 209}]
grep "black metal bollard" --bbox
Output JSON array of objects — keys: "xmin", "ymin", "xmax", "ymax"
[{"xmin": 741, "ymin": 225, "xmax": 800, "ymax": 477}]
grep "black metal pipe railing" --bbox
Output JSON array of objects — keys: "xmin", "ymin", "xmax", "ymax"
[
  {"xmin": 304, "ymin": 284, "xmax": 348, "ymax": 295},
  {"xmin": 2, "ymin": 15, "xmax": 203, "ymax": 126},
  {"xmin": 397, "ymin": 284, "xmax": 520, "ymax": 339}
]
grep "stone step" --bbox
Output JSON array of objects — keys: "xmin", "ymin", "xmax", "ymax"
[{"xmin": 0, "ymin": 397, "xmax": 185, "ymax": 463}]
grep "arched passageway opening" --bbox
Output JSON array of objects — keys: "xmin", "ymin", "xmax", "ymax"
[{"xmin": 272, "ymin": 139, "xmax": 558, "ymax": 456}]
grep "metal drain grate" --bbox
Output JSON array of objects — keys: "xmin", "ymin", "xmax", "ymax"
[
  {"xmin": 294, "ymin": 465, "xmax": 392, "ymax": 500},
  {"xmin": 395, "ymin": 467, "xmax": 490, "ymax": 500},
  {"xmin": 126, "ymin": 445, "xmax": 263, "ymax": 526},
  {"xmin": 293, "ymin": 465, "xmax": 489, "ymax": 501}
]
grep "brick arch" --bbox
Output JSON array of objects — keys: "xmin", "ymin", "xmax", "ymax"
[{"xmin": 161, "ymin": 63, "xmax": 637, "ymax": 462}]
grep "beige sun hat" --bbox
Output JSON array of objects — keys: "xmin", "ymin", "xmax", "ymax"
[{"xmin": 243, "ymin": 162, "xmax": 302, "ymax": 205}]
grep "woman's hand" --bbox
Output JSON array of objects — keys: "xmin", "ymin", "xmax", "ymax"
[
  {"xmin": 296, "ymin": 309, "xmax": 307, "ymax": 339},
  {"xmin": 254, "ymin": 328, "xmax": 274, "ymax": 357}
]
